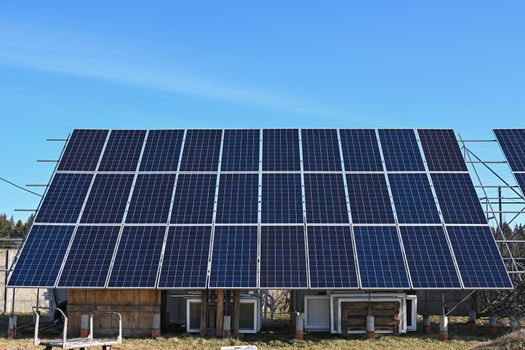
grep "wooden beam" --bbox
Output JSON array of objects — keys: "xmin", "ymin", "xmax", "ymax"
[
  {"xmin": 232, "ymin": 290, "xmax": 240, "ymax": 337},
  {"xmin": 200, "ymin": 290, "xmax": 208, "ymax": 336},
  {"xmin": 216, "ymin": 289, "xmax": 224, "ymax": 337}
]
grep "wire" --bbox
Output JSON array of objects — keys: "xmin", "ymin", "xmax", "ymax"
[{"xmin": 0, "ymin": 177, "xmax": 42, "ymax": 197}]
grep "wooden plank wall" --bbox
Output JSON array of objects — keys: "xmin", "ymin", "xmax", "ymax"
[
  {"xmin": 341, "ymin": 302, "xmax": 400, "ymax": 334},
  {"xmin": 68, "ymin": 289, "xmax": 161, "ymax": 337}
]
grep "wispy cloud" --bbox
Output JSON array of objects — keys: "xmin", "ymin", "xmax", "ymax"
[{"xmin": 0, "ymin": 22, "xmax": 339, "ymax": 116}]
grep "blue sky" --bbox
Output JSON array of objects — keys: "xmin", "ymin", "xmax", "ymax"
[{"xmin": 1, "ymin": 1, "xmax": 524, "ymax": 220}]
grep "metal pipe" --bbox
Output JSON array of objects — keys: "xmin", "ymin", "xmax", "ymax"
[{"xmin": 36, "ymin": 160, "xmax": 59, "ymax": 163}]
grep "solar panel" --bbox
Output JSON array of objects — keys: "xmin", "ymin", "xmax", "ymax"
[
  {"xmin": 304, "ymin": 174, "xmax": 349, "ymax": 223},
  {"xmin": 346, "ymin": 174, "xmax": 394, "ymax": 224},
  {"xmin": 108, "ymin": 226, "xmax": 165, "ymax": 288},
  {"xmin": 388, "ymin": 173, "xmax": 441, "ymax": 224},
  {"xmin": 400, "ymin": 226, "xmax": 461, "ymax": 288},
  {"xmin": 80, "ymin": 174, "xmax": 134, "ymax": 224},
  {"xmin": 301, "ymin": 129, "xmax": 342, "ymax": 171},
  {"xmin": 379, "ymin": 129, "xmax": 425, "ymax": 171},
  {"xmin": 216, "ymin": 174, "xmax": 258, "ymax": 224},
  {"xmin": 209, "ymin": 226, "xmax": 257, "ymax": 288},
  {"xmin": 262, "ymin": 174, "xmax": 303, "ymax": 224},
  {"xmin": 7, "ymin": 225, "xmax": 75, "ymax": 287},
  {"xmin": 339, "ymin": 129, "xmax": 383, "ymax": 171},
  {"xmin": 418, "ymin": 129, "xmax": 467, "ymax": 172},
  {"xmin": 260, "ymin": 226, "xmax": 307, "ymax": 288},
  {"xmin": 221, "ymin": 129, "xmax": 260, "ymax": 171},
  {"xmin": 171, "ymin": 174, "xmax": 217, "ymax": 224},
  {"xmin": 354, "ymin": 226, "xmax": 410, "ymax": 289},
  {"xmin": 447, "ymin": 226, "xmax": 512, "ymax": 288},
  {"xmin": 307, "ymin": 226, "xmax": 358, "ymax": 289},
  {"xmin": 125, "ymin": 174, "xmax": 176, "ymax": 223},
  {"xmin": 58, "ymin": 226, "xmax": 120, "ymax": 287},
  {"xmin": 516, "ymin": 173, "xmax": 525, "ymax": 196},
  {"xmin": 58, "ymin": 129, "xmax": 108, "ymax": 171},
  {"xmin": 263, "ymin": 129, "xmax": 300, "ymax": 171},
  {"xmin": 98, "ymin": 130, "xmax": 146, "ymax": 171},
  {"xmin": 431, "ymin": 173, "xmax": 487, "ymax": 224},
  {"xmin": 158, "ymin": 226, "xmax": 211, "ymax": 288},
  {"xmin": 35, "ymin": 174, "xmax": 93, "ymax": 223},
  {"xmin": 179, "ymin": 129, "xmax": 222, "ymax": 171},
  {"xmin": 494, "ymin": 129, "xmax": 525, "ymax": 172},
  {"xmin": 139, "ymin": 129, "xmax": 184, "ymax": 171}
]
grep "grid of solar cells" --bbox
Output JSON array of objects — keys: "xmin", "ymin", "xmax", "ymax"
[
  {"xmin": 58, "ymin": 129, "xmax": 108, "ymax": 171},
  {"xmin": 431, "ymin": 173, "xmax": 487, "ymax": 224},
  {"xmin": 301, "ymin": 129, "xmax": 342, "ymax": 171},
  {"xmin": 346, "ymin": 174, "xmax": 394, "ymax": 224},
  {"xmin": 209, "ymin": 226, "xmax": 257, "ymax": 288},
  {"xmin": 216, "ymin": 174, "xmax": 258, "ymax": 224},
  {"xmin": 354, "ymin": 226, "xmax": 410, "ymax": 289},
  {"xmin": 516, "ymin": 173, "xmax": 525, "ymax": 196},
  {"xmin": 221, "ymin": 129, "xmax": 260, "ymax": 171},
  {"xmin": 262, "ymin": 129, "xmax": 300, "ymax": 171},
  {"xmin": 307, "ymin": 226, "xmax": 358, "ymax": 288},
  {"xmin": 171, "ymin": 174, "xmax": 217, "ymax": 224},
  {"xmin": 80, "ymin": 174, "xmax": 134, "ymax": 223},
  {"xmin": 304, "ymin": 174, "xmax": 349, "ymax": 223},
  {"xmin": 35, "ymin": 174, "xmax": 93, "ymax": 223},
  {"xmin": 139, "ymin": 129, "xmax": 184, "ymax": 171},
  {"xmin": 418, "ymin": 129, "xmax": 467, "ymax": 172},
  {"xmin": 98, "ymin": 130, "xmax": 146, "ymax": 171},
  {"xmin": 179, "ymin": 129, "xmax": 222, "ymax": 171},
  {"xmin": 58, "ymin": 226, "xmax": 120, "ymax": 287},
  {"xmin": 108, "ymin": 226, "xmax": 165, "ymax": 288},
  {"xmin": 379, "ymin": 129, "xmax": 425, "ymax": 171},
  {"xmin": 260, "ymin": 226, "xmax": 307, "ymax": 288},
  {"xmin": 400, "ymin": 226, "xmax": 461, "ymax": 288},
  {"xmin": 261, "ymin": 174, "xmax": 303, "ymax": 223},
  {"xmin": 7, "ymin": 225, "xmax": 74, "ymax": 287},
  {"xmin": 447, "ymin": 226, "xmax": 512, "ymax": 288},
  {"xmin": 125, "ymin": 174, "xmax": 176, "ymax": 223},
  {"xmin": 339, "ymin": 129, "xmax": 383, "ymax": 171},
  {"xmin": 494, "ymin": 129, "xmax": 525, "ymax": 172},
  {"xmin": 388, "ymin": 174, "xmax": 441, "ymax": 224},
  {"xmin": 158, "ymin": 226, "xmax": 211, "ymax": 288}
]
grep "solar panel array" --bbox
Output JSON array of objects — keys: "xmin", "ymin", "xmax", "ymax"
[
  {"xmin": 494, "ymin": 129, "xmax": 525, "ymax": 196},
  {"xmin": 8, "ymin": 128, "xmax": 512, "ymax": 289}
]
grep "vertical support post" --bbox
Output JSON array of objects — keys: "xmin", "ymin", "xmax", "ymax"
[
  {"xmin": 80, "ymin": 314, "xmax": 89, "ymax": 337},
  {"xmin": 200, "ymin": 290, "xmax": 208, "ymax": 336},
  {"xmin": 423, "ymin": 314, "xmax": 431, "ymax": 334},
  {"xmin": 498, "ymin": 186, "xmax": 503, "ymax": 229},
  {"xmin": 152, "ymin": 313, "xmax": 161, "ymax": 338},
  {"xmin": 8, "ymin": 314, "xmax": 17, "ymax": 338},
  {"xmin": 223, "ymin": 315, "xmax": 231, "ymax": 338},
  {"xmin": 439, "ymin": 315, "xmax": 448, "ymax": 341},
  {"xmin": 366, "ymin": 315, "xmax": 375, "ymax": 340},
  {"xmin": 289, "ymin": 290, "xmax": 295, "ymax": 328},
  {"xmin": 468, "ymin": 292, "xmax": 477, "ymax": 331},
  {"xmin": 216, "ymin": 289, "xmax": 224, "ymax": 337},
  {"xmin": 489, "ymin": 315, "xmax": 497, "ymax": 335},
  {"xmin": 232, "ymin": 290, "xmax": 240, "ymax": 337},
  {"xmin": 295, "ymin": 313, "xmax": 304, "ymax": 340},
  {"xmin": 4, "ymin": 249, "xmax": 8, "ymax": 314}
]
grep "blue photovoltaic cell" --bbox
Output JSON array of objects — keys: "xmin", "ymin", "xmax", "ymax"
[
  {"xmin": 262, "ymin": 174, "xmax": 303, "ymax": 223},
  {"xmin": 418, "ymin": 129, "xmax": 467, "ymax": 172},
  {"xmin": 447, "ymin": 226, "xmax": 512, "ymax": 288},
  {"xmin": 379, "ymin": 129, "xmax": 425, "ymax": 171},
  {"xmin": 431, "ymin": 173, "xmax": 487, "ymax": 224},
  {"xmin": 179, "ymin": 129, "xmax": 222, "ymax": 171},
  {"xmin": 308, "ymin": 226, "xmax": 358, "ymax": 289},
  {"xmin": 494, "ymin": 129, "xmax": 525, "ymax": 172},
  {"xmin": 304, "ymin": 174, "xmax": 349, "ymax": 223},
  {"xmin": 158, "ymin": 226, "xmax": 211, "ymax": 288},
  {"xmin": 81, "ymin": 174, "xmax": 134, "ymax": 224},
  {"xmin": 388, "ymin": 173, "xmax": 441, "ymax": 224},
  {"xmin": 339, "ymin": 129, "xmax": 383, "ymax": 171},
  {"xmin": 516, "ymin": 173, "xmax": 525, "ymax": 196},
  {"xmin": 126, "ymin": 174, "xmax": 176, "ymax": 223},
  {"xmin": 58, "ymin": 226, "xmax": 120, "ymax": 287},
  {"xmin": 260, "ymin": 226, "xmax": 307, "ymax": 288},
  {"xmin": 35, "ymin": 173, "xmax": 93, "ymax": 223},
  {"xmin": 108, "ymin": 226, "xmax": 165, "ymax": 288},
  {"xmin": 301, "ymin": 129, "xmax": 342, "ymax": 171},
  {"xmin": 216, "ymin": 174, "xmax": 258, "ymax": 224},
  {"xmin": 346, "ymin": 174, "xmax": 394, "ymax": 224},
  {"xmin": 171, "ymin": 174, "xmax": 217, "ymax": 224},
  {"xmin": 209, "ymin": 226, "xmax": 257, "ymax": 288},
  {"xmin": 58, "ymin": 129, "xmax": 108, "ymax": 171},
  {"xmin": 139, "ymin": 129, "xmax": 184, "ymax": 171},
  {"xmin": 98, "ymin": 130, "xmax": 146, "ymax": 171},
  {"xmin": 354, "ymin": 226, "xmax": 410, "ymax": 289},
  {"xmin": 221, "ymin": 129, "xmax": 260, "ymax": 171},
  {"xmin": 400, "ymin": 226, "xmax": 461, "ymax": 288},
  {"xmin": 7, "ymin": 225, "xmax": 75, "ymax": 287},
  {"xmin": 263, "ymin": 129, "xmax": 300, "ymax": 171}
]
